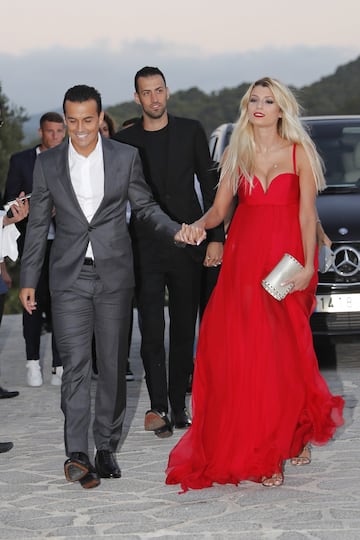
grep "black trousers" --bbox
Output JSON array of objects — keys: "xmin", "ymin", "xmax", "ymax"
[
  {"xmin": 22, "ymin": 240, "xmax": 61, "ymax": 367},
  {"xmin": 135, "ymin": 249, "xmax": 202, "ymax": 414}
]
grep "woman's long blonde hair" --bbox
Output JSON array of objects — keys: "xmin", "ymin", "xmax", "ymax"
[{"xmin": 220, "ymin": 77, "xmax": 326, "ymax": 193}]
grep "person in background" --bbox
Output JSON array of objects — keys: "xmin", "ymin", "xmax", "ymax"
[
  {"xmin": 0, "ymin": 258, "xmax": 19, "ymax": 400},
  {"xmin": 114, "ymin": 66, "xmax": 224, "ymax": 438},
  {"xmin": 97, "ymin": 113, "xmax": 137, "ymax": 382},
  {"xmin": 19, "ymin": 84, "xmax": 183, "ymax": 489},
  {"xmin": 118, "ymin": 116, "xmax": 141, "ymax": 382},
  {"xmin": 0, "ymin": 197, "xmax": 30, "ymax": 453},
  {"xmin": 99, "ymin": 112, "xmax": 116, "ymax": 139},
  {"xmin": 0, "ymin": 189, "xmax": 19, "ymax": 399},
  {"xmin": 167, "ymin": 77, "xmax": 344, "ymax": 491},
  {"xmin": 0, "ymin": 101, "xmax": 30, "ymax": 448},
  {"xmin": 4, "ymin": 112, "xmax": 66, "ymax": 387}
]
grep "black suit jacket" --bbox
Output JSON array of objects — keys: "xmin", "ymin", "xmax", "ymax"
[
  {"xmin": 4, "ymin": 146, "xmax": 38, "ymax": 254},
  {"xmin": 114, "ymin": 115, "xmax": 224, "ymax": 265}
]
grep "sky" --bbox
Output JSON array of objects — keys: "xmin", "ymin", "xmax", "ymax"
[{"xmin": 0, "ymin": 0, "xmax": 359, "ymax": 116}]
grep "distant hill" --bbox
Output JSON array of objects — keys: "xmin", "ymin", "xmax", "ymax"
[
  {"xmin": 297, "ymin": 56, "xmax": 360, "ymax": 115},
  {"xmin": 107, "ymin": 55, "xmax": 360, "ymax": 137},
  {"xmin": 23, "ymin": 56, "xmax": 360, "ymax": 141}
]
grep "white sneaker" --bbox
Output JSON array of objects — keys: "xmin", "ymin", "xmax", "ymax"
[
  {"xmin": 26, "ymin": 360, "xmax": 43, "ymax": 387},
  {"xmin": 51, "ymin": 366, "xmax": 63, "ymax": 386}
]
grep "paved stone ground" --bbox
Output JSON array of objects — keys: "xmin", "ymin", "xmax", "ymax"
[{"xmin": 0, "ymin": 313, "xmax": 359, "ymax": 540}]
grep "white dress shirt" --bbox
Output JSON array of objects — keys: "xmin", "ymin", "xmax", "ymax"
[{"xmin": 68, "ymin": 135, "xmax": 104, "ymax": 259}]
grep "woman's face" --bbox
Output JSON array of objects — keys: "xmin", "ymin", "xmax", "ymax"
[
  {"xmin": 247, "ymin": 85, "xmax": 282, "ymax": 127},
  {"xmin": 99, "ymin": 120, "xmax": 110, "ymax": 138}
]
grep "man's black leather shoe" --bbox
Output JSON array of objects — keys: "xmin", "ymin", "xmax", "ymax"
[
  {"xmin": 95, "ymin": 450, "xmax": 121, "ymax": 478},
  {"xmin": 0, "ymin": 387, "xmax": 19, "ymax": 399},
  {"xmin": 0, "ymin": 442, "xmax": 13, "ymax": 453},
  {"xmin": 144, "ymin": 409, "xmax": 173, "ymax": 437},
  {"xmin": 144, "ymin": 409, "xmax": 169, "ymax": 431},
  {"xmin": 154, "ymin": 423, "xmax": 173, "ymax": 438},
  {"xmin": 64, "ymin": 452, "xmax": 91, "ymax": 482},
  {"xmin": 79, "ymin": 464, "xmax": 101, "ymax": 489},
  {"xmin": 171, "ymin": 407, "xmax": 192, "ymax": 429}
]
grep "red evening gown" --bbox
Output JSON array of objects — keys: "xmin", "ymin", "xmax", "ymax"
[{"xmin": 166, "ymin": 145, "xmax": 344, "ymax": 492}]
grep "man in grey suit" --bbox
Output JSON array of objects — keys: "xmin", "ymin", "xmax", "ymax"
[{"xmin": 19, "ymin": 85, "xmax": 182, "ymax": 489}]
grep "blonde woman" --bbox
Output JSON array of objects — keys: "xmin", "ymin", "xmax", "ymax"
[{"xmin": 167, "ymin": 77, "xmax": 344, "ymax": 491}]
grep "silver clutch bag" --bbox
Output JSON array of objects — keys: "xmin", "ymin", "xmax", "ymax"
[{"xmin": 262, "ymin": 253, "xmax": 304, "ymax": 301}]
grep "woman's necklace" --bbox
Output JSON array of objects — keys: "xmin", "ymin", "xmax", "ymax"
[{"xmin": 257, "ymin": 141, "xmax": 285, "ymax": 171}]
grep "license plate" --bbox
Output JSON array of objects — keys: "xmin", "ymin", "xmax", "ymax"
[{"xmin": 315, "ymin": 293, "xmax": 360, "ymax": 313}]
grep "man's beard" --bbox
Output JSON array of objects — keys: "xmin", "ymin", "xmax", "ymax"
[{"xmin": 144, "ymin": 107, "xmax": 166, "ymax": 120}]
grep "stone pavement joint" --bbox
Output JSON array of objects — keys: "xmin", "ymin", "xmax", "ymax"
[{"xmin": 0, "ymin": 314, "xmax": 359, "ymax": 539}]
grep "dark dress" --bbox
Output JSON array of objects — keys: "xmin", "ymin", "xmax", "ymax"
[{"xmin": 166, "ymin": 146, "xmax": 344, "ymax": 492}]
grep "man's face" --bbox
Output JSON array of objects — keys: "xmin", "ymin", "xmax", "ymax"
[
  {"xmin": 64, "ymin": 99, "xmax": 104, "ymax": 156},
  {"xmin": 134, "ymin": 75, "xmax": 169, "ymax": 120},
  {"xmin": 39, "ymin": 121, "xmax": 66, "ymax": 150}
]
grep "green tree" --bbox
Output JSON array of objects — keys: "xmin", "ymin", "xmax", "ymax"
[{"xmin": 0, "ymin": 82, "xmax": 28, "ymax": 196}]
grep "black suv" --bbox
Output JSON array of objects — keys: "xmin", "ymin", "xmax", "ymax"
[{"xmin": 209, "ymin": 116, "xmax": 360, "ymax": 345}]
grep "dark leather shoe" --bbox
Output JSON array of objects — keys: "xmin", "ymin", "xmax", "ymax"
[
  {"xmin": 95, "ymin": 450, "xmax": 121, "ymax": 478},
  {"xmin": 154, "ymin": 424, "xmax": 173, "ymax": 438},
  {"xmin": 64, "ymin": 452, "xmax": 91, "ymax": 482},
  {"xmin": 144, "ymin": 409, "xmax": 169, "ymax": 431},
  {"xmin": 0, "ymin": 442, "xmax": 13, "ymax": 453},
  {"xmin": 144, "ymin": 409, "xmax": 173, "ymax": 438},
  {"xmin": 0, "ymin": 386, "xmax": 19, "ymax": 399},
  {"xmin": 171, "ymin": 407, "xmax": 192, "ymax": 429},
  {"xmin": 79, "ymin": 465, "xmax": 101, "ymax": 489}
]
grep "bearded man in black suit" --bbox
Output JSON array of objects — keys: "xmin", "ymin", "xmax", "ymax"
[{"xmin": 114, "ymin": 66, "xmax": 225, "ymax": 438}]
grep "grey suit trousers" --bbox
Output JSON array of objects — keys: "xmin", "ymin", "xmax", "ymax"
[{"xmin": 52, "ymin": 264, "xmax": 133, "ymax": 456}]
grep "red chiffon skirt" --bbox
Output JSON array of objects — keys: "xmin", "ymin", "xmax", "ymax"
[{"xmin": 166, "ymin": 174, "xmax": 344, "ymax": 492}]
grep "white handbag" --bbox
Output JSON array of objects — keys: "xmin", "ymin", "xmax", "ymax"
[{"xmin": 262, "ymin": 253, "xmax": 304, "ymax": 301}]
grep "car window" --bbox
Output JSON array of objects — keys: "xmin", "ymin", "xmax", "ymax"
[
  {"xmin": 209, "ymin": 124, "xmax": 234, "ymax": 164},
  {"xmin": 305, "ymin": 121, "xmax": 360, "ymax": 186}
]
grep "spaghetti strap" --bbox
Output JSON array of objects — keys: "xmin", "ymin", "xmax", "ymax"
[{"xmin": 292, "ymin": 144, "xmax": 297, "ymax": 174}]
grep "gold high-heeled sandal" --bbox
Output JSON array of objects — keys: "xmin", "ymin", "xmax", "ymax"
[
  {"xmin": 261, "ymin": 472, "xmax": 284, "ymax": 487},
  {"xmin": 290, "ymin": 444, "xmax": 311, "ymax": 466}
]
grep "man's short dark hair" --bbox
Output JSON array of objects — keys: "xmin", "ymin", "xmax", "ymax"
[
  {"xmin": 39, "ymin": 112, "xmax": 64, "ymax": 128},
  {"xmin": 63, "ymin": 85, "xmax": 102, "ymax": 115},
  {"xmin": 134, "ymin": 67, "xmax": 166, "ymax": 93}
]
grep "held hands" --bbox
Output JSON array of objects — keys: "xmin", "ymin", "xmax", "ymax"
[{"xmin": 174, "ymin": 223, "xmax": 207, "ymax": 246}]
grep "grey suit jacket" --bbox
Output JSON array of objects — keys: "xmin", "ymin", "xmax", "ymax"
[{"xmin": 20, "ymin": 137, "xmax": 181, "ymax": 293}]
